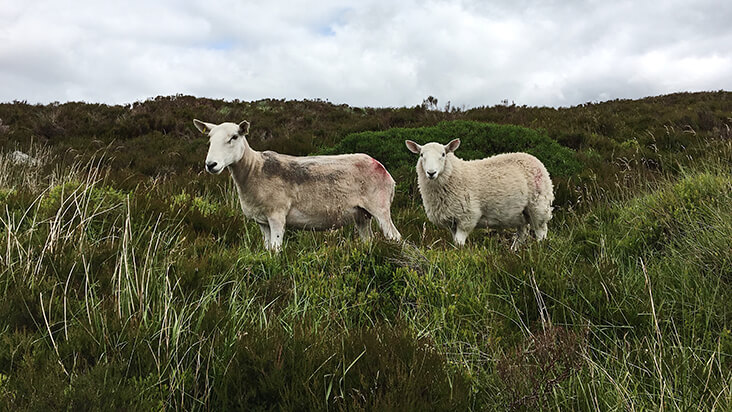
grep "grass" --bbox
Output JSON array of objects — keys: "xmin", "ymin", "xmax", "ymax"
[{"xmin": 0, "ymin": 115, "xmax": 731, "ymax": 409}]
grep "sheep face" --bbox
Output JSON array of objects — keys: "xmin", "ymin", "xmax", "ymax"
[
  {"xmin": 194, "ymin": 119, "xmax": 250, "ymax": 174},
  {"xmin": 405, "ymin": 139, "xmax": 460, "ymax": 180}
]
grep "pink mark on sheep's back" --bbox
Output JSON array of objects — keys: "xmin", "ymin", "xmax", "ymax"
[
  {"xmin": 533, "ymin": 167, "xmax": 544, "ymax": 191},
  {"xmin": 370, "ymin": 157, "xmax": 391, "ymax": 177}
]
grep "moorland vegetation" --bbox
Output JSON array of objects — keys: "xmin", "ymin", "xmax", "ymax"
[{"xmin": 0, "ymin": 91, "xmax": 730, "ymax": 410}]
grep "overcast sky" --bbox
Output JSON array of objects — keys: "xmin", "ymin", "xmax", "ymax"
[{"xmin": 1, "ymin": 0, "xmax": 730, "ymax": 108}]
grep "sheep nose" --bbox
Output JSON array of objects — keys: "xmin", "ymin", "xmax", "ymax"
[
  {"xmin": 206, "ymin": 161, "xmax": 218, "ymax": 172},
  {"xmin": 426, "ymin": 171, "xmax": 437, "ymax": 179}
]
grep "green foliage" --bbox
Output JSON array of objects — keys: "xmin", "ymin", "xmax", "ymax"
[
  {"xmin": 495, "ymin": 326, "xmax": 586, "ymax": 409},
  {"xmin": 0, "ymin": 93, "xmax": 731, "ymax": 410},
  {"xmin": 0, "ymin": 188, "xmax": 14, "ymax": 204},
  {"xmin": 171, "ymin": 190, "xmax": 223, "ymax": 217},
  {"xmin": 39, "ymin": 180, "xmax": 127, "ymax": 217},
  {"xmin": 214, "ymin": 322, "xmax": 469, "ymax": 410},
  {"xmin": 613, "ymin": 172, "xmax": 732, "ymax": 257},
  {"xmin": 323, "ymin": 120, "xmax": 582, "ymax": 178}
]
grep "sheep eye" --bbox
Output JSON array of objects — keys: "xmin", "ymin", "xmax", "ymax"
[{"xmin": 229, "ymin": 134, "xmax": 238, "ymax": 142}]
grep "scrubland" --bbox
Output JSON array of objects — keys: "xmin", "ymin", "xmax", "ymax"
[{"xmin": 0, "ymin": 92, "xmax": 730, "ymax": 410}]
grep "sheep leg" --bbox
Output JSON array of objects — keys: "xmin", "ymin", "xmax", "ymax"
[
  {"xmin": 258, "ymin": 223, "xmax": 271, "ymax": 249},
  {"xmin": 354, "ymin": 208, "xmax": 373, "ymax": 241},
  {"xmin": 511, "ymin": 224, "xmax": 529, "ymax": 251},
  {"xmin": 379, "ymin": 217, "xmax": 401, "ymax": 241},
  {"xmin": 356, "ymin": 221, "xmax": 373, "ymax": 240},
  {"xmin": 453, "ymin": 226, "xmax": 472, "ymax": 247},
  {"xmin": 266, "ymin": 215, "xmax": 286, "ymax": 252},
  {"xmin": 534, "ymin": 222, "xmax": 549, "ymax": 242},
  {"xmin": 369, "ymin": 209, "xmax": 401, "ymax": 241},
  {"xmin": 527, "ymin": 203, "xmax": 552, "ymax": 242}
]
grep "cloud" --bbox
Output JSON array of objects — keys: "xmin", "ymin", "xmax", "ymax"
[{"xmin": 0, "ymin": 0, "xmax": 730, "ymax": 107}]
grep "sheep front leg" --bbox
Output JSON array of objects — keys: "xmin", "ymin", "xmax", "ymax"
[
  {"xmin": 267, "ymin": 215, "xmax": 286, "ymax": 252},
  {"xmin": 452, "ymin": 223, "xmax": 474, "ymax": 247}
]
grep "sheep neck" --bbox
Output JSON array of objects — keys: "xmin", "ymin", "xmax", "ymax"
[
  {"xmin": 229, "ymin": 143, "xmax": 263, "ymax": 191},
  {"xmin": 418, "ymin": 155, "xmax": 464, "ymax": 218}
]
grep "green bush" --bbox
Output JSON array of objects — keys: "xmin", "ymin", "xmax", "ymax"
[{"xmin": 322, "ymin": 120, "xmax": 582, "ymax": 179}]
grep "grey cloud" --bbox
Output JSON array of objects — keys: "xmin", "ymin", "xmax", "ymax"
[{"xmin": 0, "ymin": 1, "xmax": 729, "ymax": 107}]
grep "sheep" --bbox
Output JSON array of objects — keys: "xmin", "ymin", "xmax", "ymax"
[
  {"xmin": 405, "ymin": 138, "xmax": 554, "ymax": 249},
  {"xmin": 195, "ymin": 119, "xmax": 401, "ymax": 252}
]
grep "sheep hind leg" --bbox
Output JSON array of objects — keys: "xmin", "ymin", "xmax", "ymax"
[
  {"xmin": 511, "ymin": 224, "xmax": 529, "ymax": 251},
  {"xmin": 258, "ymin": 223, "xmax": 271, "ymax": 250},
  {"xmin": 362, "ymin": 187, "xmax": 401, "ymax": 241},
  {"xmin": 526, "ymin": 204, "xmax": 551, "ymax": 242},
  {"xmin": 368, "ymin": 208, "xmax": 401, "ymax": 241},
  {"xmin": 453, "ymin": 229, "xmax": 470, "ymax": 247},
  {"xmin": 354, "ymin": 207, "xmax": 374, "ymax": 241},
  {"xmin": 377, "ymin": 215, "xmax": 401, "ymax": 241},
  {"xmin": 534, "ymin": 222, "xmax": 549, "ymax": 242}
]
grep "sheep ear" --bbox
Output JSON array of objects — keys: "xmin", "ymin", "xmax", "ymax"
[
  {"xmin": 193, "ymin": 119, "xmax": 217, "ymax": 135},
  {"xmin": 238, "ymin": 120, "xmax": 250, "ymax": 135},
  {"xmin": 405, "ymin": 140, "xmax": 422, "ymax": 154},
  {"xmin": 445, "ymin": 138, "xmax": 461, "ymax": 153}
]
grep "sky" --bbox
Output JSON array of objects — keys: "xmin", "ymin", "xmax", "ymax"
[{"xmin": 1, "ymin": 0, "xmax": 731, "ymax": 108}]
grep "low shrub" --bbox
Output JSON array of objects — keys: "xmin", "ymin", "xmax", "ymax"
[{"xmin": 322, "ymin": 120, "xmax": 582, "ymax": 179}]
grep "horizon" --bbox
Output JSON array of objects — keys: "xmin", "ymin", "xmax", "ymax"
[{"xmin": 2, "ymin": 89, "xmax": 728, "ymax": 111}]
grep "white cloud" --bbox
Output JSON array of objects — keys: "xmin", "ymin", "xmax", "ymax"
[{"xmin": 0, "ymin": 0, "xmax": 730, "ymax": 107}]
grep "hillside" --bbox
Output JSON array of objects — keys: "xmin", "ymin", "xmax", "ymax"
[{"xmin": 0, "ymin": 92, "xmax": 730, "ymax": 410}]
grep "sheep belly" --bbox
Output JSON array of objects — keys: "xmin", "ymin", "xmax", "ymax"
[
  {"xmin": 474, "ymin": 192, "xmax": 529, "ymax": 229},
  {"xmin": 285, "ymin": 206, "xmax": 358, "ymax": 230},
  {"xmin": 476, "ymin": 209, "xmax": 526, "ymax": 229}
]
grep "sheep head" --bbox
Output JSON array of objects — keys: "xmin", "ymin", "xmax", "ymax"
[
  {"xmin": 405, "ymin": 138, "xmax": 460, "ymax": 180},
  {"xmin": 194, "ymin": 119, "xmax": 250, "ymax": 174}
]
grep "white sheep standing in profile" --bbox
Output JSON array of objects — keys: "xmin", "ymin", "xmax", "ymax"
[
  {"xmin": 195, "ymin": 119, "xmax": 401, "ymax": 252},
  {"xmin": 405, "ymin": 138, "xmax": 554, "ymax": 249}
]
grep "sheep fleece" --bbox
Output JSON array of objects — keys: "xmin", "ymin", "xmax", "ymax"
[{"xmin": 417, "ymin": 152, "xmax": 554, "ymax": 231}]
